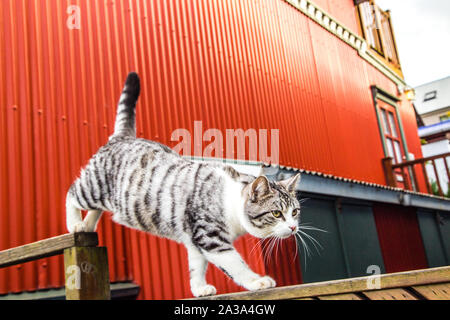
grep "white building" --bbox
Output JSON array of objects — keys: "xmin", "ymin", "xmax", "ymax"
[
  {"xmin": 415, "ymin": 76, "xmax": 450, "ymax": 126},
  {"xmin": 415, "ymin": 76, "xmax": 450, "ymax": 195}
]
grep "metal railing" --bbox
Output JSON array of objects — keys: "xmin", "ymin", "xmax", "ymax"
[{"xmin": 382, "ymin": 152, "xmax": 450, "ymax": 196}]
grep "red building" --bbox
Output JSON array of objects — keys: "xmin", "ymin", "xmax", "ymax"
[{"xmin": 0, "ymin": 0, "xmax": 449, "ymax": 299}]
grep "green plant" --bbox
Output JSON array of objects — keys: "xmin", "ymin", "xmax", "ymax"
[
  {"xmin": 430, "ymin": 180, "xmax": 440, "ymax": 196},
  {"xmin": 446, "ymin": 182, "xmax": 450, "ymax": 198},
  {"xmin": 429, "ymin": 180, "xmax": 450, "ymax": 198}
]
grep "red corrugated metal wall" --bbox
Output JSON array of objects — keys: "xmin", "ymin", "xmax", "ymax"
[
  {"xmin": 263, "ymin": 237, "xmax": 303, "ymax": 287},
  {"xmin": 308, "ymin": 0, "xmax": 360, "ymax": 35},
  {"xmin": 0, "ymin": 0, "xmax": 422, "ymax": 298},
  {"xmin": 373, "ymin": 204, "xmax": 428, "ymax": 273}
]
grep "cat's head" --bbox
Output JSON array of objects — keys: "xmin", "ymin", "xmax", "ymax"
[{"xmin": 242, "ymin": 173, "xmax": 301, "ymax": 239}]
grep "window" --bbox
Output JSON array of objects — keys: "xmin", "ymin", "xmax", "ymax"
[
  {"xmin": 372, "ymin": 87, "xmax": 408, "ymax": 164},
  {"xmin": 373, "ymin": 86, "xmax": 414, "ymax": 189},
  {"xmin": 356, "ymin": 1, "xmax": 401, "ymax": 68},
  {"xmin": 379, "ymin": 106, "xmax": 404, "ymax": 164},
  {"xmin": 358, "ymin": 1, "xmax": 383, "ymax": 54},
  {"xmin": 424, "ymin": 91, "xmax": 437, "ymax": 102},
  {"xmin": 379, "ymin": 10, "xmax": 399, "ymax": 65}
]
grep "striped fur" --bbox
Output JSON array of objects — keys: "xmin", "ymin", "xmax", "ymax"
[{"xmin": 66, "ymin": 72, "xmax": 302, "ymax": 297}]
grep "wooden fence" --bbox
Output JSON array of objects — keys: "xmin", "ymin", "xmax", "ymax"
[{"xmin": 0, "ymin": 233, "xmax": 110, "ymax": 300}]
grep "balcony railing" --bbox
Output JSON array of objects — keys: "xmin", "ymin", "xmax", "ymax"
[{"xmin": 382, "ymin": 153, "xmax": 450, "ymax": 197}]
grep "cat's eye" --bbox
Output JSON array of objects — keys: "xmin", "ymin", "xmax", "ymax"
[
  {"xmin": 292, "ymin": 208, "xmax": 300, "ymax": 217},
  {"xmin": 272, "ymin": 210, "xmax": 282, "ymax": 218}
]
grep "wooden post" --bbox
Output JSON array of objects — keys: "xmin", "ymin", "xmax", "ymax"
[
  {"xmin": 64, "ymin": 246, "xmax": 110, "ymax": 300},
  {"xmin": 382, "ymin": 157, "xmax": 396, "ymax": 187}
]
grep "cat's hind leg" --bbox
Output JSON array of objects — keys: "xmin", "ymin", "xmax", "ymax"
[
  {"xmin": 66, "ymin": 191, "xmax": 85, "ymax": 233},
  {"xmin": 66, "ymin": 181, "xmax": 104, "ymax": 233},
  {"xmin": 83, "ymin": 210, "xmax": 103, "ymax": 232},
  {"xmin": 66, "ymin": 192, "xmax": 103, "ymax": 233},
  {"xmin": 186, "ymin": 245, "xmax": 216, "ymax": 297}
]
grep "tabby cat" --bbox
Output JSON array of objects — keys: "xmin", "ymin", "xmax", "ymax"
[{"xmin": 66, "ymin": 72, "xmax": 302, "ymax": 297}]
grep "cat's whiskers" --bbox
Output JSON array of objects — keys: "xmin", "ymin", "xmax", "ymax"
[
  {"xmin": 297, "ymin": 229, "xmax": 323, "ymax": 256},
  {"xmin": 264, "ymin": 236, "xmax": 278, "ymax": 265},
  {"xmin": 294, "ymin": 232, "xmax": 309, "ymax": 270},
  {"xmin": 275, "ymin": 236, "xmax": 283, "ymax": 264},
  {"xmin": 249, "ymin": 233, "xmax": 273, "ymax": 261},
  {"xmin": 298, "ymin": 224, "xmax": 328, "ymax": 233}
]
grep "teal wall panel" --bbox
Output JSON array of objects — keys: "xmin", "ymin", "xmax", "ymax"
[
  {"xmin": 440, "ymin": 213, "xmax": 450, "ymax": 262},
  {"xmin": 299, "ymin": 198, "xmax": 348, "ymax": 283},
  {"xmin": 340, "ymin": 203, "xmax": 386, "ymax": 277},
  {"xmin": 416, "ymin": 210, "xmax": 448, "ymax": 267}
]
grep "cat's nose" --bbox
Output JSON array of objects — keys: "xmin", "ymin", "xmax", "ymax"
[{"xmin": 289, "ymin": 226, "xmax": 296, "ymax": 232}]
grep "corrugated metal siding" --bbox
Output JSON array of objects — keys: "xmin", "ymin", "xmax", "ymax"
[
  {"xmin": 0, "ymin": 0, "xmax": 421, "ymax": 299},
  {"xmin": 263, "ymin": 237, "xmax": 303, "ymax": 287},
  {"xmin": 309, "ymin": 0, "xmax": 361, "ymax": 36},
  {"xmin": 373, "ymin": 204, "xmax": 428, "ymax": 273}
]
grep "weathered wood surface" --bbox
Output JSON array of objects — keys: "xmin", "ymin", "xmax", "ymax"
[
  {"xmin": 412, "ymin": 283, "xmax": 450, "ymax": 300},
  {"xmin": 196, "ymin": 266, "xmax": 450, "ymax": 300},
  {"xmin": 362, "ymin": 288, "xmax": 418, "ymax": 300},
  {"xmin": 64, "ymin": 246, "xmax": 110, "ymax": 300},
  {"xmin": 318, "ymin": 293, "xmax": 363, "ymax": 300},
  {"xmin": 0, "ymin": 233, "xmax": 98, "ymax": 269}
]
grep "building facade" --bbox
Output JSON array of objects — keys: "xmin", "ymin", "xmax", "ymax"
[
  {"xmin": 0, "ymin": 0, "xmax": 449, "ymax": 299},
  {"xmin": 415, "ymin": 76, "xmax": 450, "ymax": 126},
  {"xmin": 415, "ymin": 76, "xmax": 450, "ymax": 197}
]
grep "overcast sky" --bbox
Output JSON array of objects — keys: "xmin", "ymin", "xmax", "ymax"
[{"xmin": 376, "ymin": 0, "xmax": 450, "ymax": 88}]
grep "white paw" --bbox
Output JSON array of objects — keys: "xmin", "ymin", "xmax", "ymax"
[
  {"xmin": 244, "ymin": 276, "xmax": 276, "ymax": 291},
  {"xmin": 72, "ymin": 222, "xmax": 87, "ymax": 233},
  {"xmin": 192, "ymin": 284, "xmax": 217, "ymax": 297}
]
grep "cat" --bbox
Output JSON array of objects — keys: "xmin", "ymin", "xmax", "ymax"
[{"xmin": 66, "ymin": 72, "xmax": 302, "ymax": 297}]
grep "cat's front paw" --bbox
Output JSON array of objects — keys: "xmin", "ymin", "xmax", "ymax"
[
  {"xmin": 71, "ymin": 222, "xmax": 87, "ymax": 233},
  {"xmin": 244, "ymin": 276, "xmax": 276, "ymax": 291},
  {"xmin": 192, "ymin": 284, "xmax": 217, "ymax": 298}
]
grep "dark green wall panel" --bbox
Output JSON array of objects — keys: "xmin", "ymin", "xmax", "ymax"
[
  {"xmin": 440, "ymin": 213, "xmax": 450, "ymax": 262},
  {"xmin": 299, "ymin": 198, "xmax": 348, "ymax": 283},
  {"xmin": 417, "ymin": 210, "xmax": 449, "ymax": 267},
  {"xmin": 340, "ymin": 203, "xmax": 386, "ymax": 277}
]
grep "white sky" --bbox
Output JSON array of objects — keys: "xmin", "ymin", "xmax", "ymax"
[{"xmin": 376, "ymin": 0, "xmax": 450, "ymax": 88}]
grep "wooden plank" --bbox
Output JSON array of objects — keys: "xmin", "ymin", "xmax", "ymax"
[
  {"xmin": 64, "ymin": 246, "xmax": 110, "ymax": 300},
  {"xmin": 0, "ymin": 233, "xmax": 98, "ymax": 269},
  {"xmin": 411, "ymin": 283, "xmax": 450, "ymax": 300},
  {"xmin": 318, "ymin": 293, "xmax": 363, "ymax": 300},
  {"xmin": 362, "ymin": 288, "xmax": 417, "ymax": 300},
  {"xmin": 195, "ymin": 266, "xmax": 450, "ymax": 300}
]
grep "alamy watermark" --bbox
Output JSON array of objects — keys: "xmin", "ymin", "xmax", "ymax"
[
  {"xmin": 67, "ymin": 5, "xmax": 81, "ymax": 30},
  {"xmin": 366, "ymin": 265, "xmax": 381, "ymax": 289},
  {"xmin": 65, "ymin": 262, "xmax": 97, "ymax": 290},
  {"xmin": 171, "ymin": 121, "xmax": 280, "ymax": 171}
]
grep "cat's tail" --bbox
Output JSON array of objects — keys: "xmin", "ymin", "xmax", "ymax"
[{"xmin": 112, "ymin": 72, "xmax": 141, "ymax": 139}]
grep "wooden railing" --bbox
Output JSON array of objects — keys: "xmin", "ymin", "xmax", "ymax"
[
  {"xmin": 0, "ymin": 233, "xmax": 110, "ymax": 300},
  {"xmin": 195, "ymin": 266, "xmax": 450, "ymax": 300},
  {"xmin": 382, "ymin": 152, "xmax": 450, "ymax": 196}
]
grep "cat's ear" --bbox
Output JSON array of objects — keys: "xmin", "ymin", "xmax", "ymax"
[
  {"xmin": 279, "ymin": 173, "xmax": 301, "ymax": 194},
  {"xmin": 251, "ymin": 176, "xmax": 272, "ymax": 201}
]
